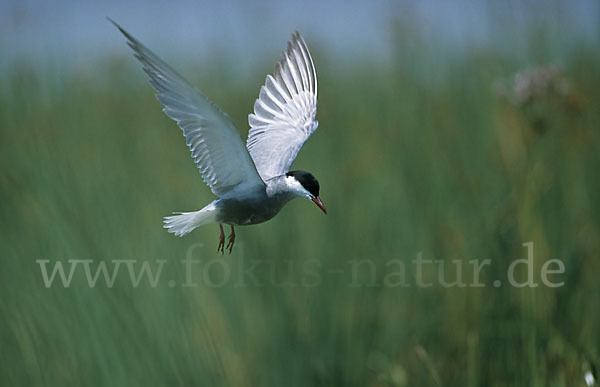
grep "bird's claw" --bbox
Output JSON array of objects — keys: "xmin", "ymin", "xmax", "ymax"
[
  {"xmin": 217, "ymin": 225, "xmax": 234, "ymax": 254},
  {"xmin": 226, "ymin": 227, "xmax": 235, "ymax": 254},
  {"xmin": 217, "ymin": 225, "xmax": 225, "ymax": 254},
  {"xmin": 226, "ymin": 236, "xmax": 234, "ymax": 254}
]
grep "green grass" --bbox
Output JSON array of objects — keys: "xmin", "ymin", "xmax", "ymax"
[{"xmin": 1, "ymin": 31, "xmax": 599, "ymax": 386}]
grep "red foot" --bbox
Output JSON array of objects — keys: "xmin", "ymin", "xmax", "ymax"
[
  {"xmin": 217, "ymin": 224, "xmax": 225, "ymax": 254},
  {"xmin": 226, "ymin": 226, "xmax": 235, "ymax": 254}
]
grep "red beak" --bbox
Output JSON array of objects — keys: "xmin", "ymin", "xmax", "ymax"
[{"xmin": 311, "ymin": 196, "xmax": 327, "ymax": 214}]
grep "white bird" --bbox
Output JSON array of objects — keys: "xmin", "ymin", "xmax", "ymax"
[{"xmin": 111, "ymin": 20, "xmax": 326, "ymax": 253}]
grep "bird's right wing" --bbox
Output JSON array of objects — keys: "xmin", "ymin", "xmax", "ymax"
[
  {"xmin": 246, "ymin": 32, "xmax": 318, "ymax": 182},
  {"xmin": 111, "ymin": 20, "xmax": 264, "ymax": 196}
]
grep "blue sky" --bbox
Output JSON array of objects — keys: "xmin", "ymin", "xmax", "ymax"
[{"xmin": 1, "ymin": 0, "xmax": 598, "ymax": 74}]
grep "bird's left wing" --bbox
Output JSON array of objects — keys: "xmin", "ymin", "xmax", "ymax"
[
  {"xmin": 111, "ymin": 20, "xmax": 264, "ymax": 196},
  {"xmin": 246, "ymin": 32, "xmax": 318, "ymax": 182}
]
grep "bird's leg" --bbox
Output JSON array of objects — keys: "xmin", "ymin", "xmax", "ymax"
[
  {"xmin": 226, "ymin": 225, "xmax": 235, "ymax": 254},
  {"xmin": 217, "ymin": 224, "xmax": 225, "ymax": 254}
]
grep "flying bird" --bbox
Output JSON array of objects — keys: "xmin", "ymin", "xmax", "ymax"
[{"xmin": 111, "ymin": 20, "xmax": 326, "ymax": 253}]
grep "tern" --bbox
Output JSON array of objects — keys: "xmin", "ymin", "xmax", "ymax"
[{"xmin": 111, "ymin": 20, "xmax": 326, "ymax": 253}]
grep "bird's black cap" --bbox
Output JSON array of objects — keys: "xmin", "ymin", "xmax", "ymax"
[{"xmin": 287, "ymin": 170, "xmax": 320, "ymax": 197}]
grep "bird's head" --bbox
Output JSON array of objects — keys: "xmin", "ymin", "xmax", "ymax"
[{"xmin": 285, "ymin": 170, "xmax": 327, "ymax": 214}]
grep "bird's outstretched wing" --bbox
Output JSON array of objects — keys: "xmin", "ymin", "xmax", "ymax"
[
  {"xmin": 111, "ymin": 20, "xmax": 264, "ymax": 196},
  {"xmin": 246, "ymin": 32, "xmax": 318, "ymax": 182}
]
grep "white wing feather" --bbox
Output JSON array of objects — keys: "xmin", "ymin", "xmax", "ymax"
[
  {"xmin": 247, "ymin": 32, "xmax": 318, "ymax": 181},
  {"xmin": 112, "ymin": 20, "xmax": 263, "ymax": 196}
]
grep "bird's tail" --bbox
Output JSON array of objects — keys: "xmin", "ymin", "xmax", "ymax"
[{"xmin": 163, "ymin": 204, "xmax": 217, "ymax": 237}]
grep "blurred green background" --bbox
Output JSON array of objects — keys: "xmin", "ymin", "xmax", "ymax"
[{"xmin": 1, "ymin": 1, "xmax": 599, "ymax": 386}]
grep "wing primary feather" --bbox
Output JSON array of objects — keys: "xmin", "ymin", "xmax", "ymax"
[
  {"xmin": 260, "ymin": 85, "xmax": 287, "ymax": 113},
  {"xmin": 292, "ymin": 46, "xmax": 309, "ymax": 92},
  {"xmin": 285, "ymin": 44, "xmax": 303, "ymax": 96},
  {"xmin": 279, "ymin": 55, "xmax": 299, "ymax": 97},
  {"xmin": 296, "ymin": 34, "xmax": 317, "ymax": 95}
]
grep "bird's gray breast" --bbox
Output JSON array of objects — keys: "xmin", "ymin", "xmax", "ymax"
[{"xmin": 216, "ymin": 190, "xmax": 292, "ymax": 226}]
